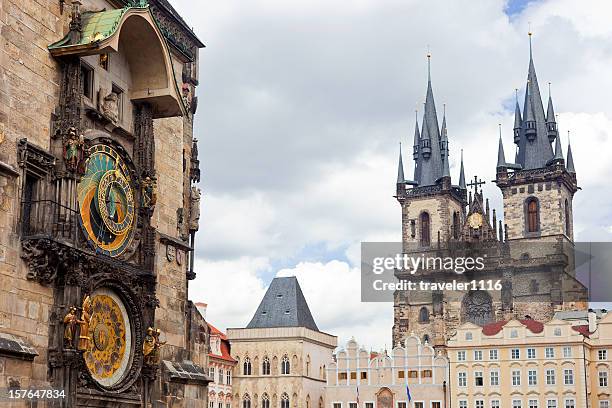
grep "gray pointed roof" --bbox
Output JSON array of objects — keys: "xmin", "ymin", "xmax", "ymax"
[
  {"xmin": 416, "ymin": 58, "xmax": 444, "ymax": 186},
  {"xmin": 566, "ymin": 139, "xmax": 576, "ymax": 174},
  {"xmin": 516, "ymin": 39, "xmax": 554, "ymax": 169},
  {"xmin": 413, "ymin": 114, "xmax": 421, "ymax": 182},
  {"xmin": 546, "ymin": 93, "xmax": 556, "ymax": 123},
  {"xmin": 458, "ymin": 150, "xmax": 466, "ymax": 189},
  {"xmin": 247, "ymin": 276, "xmax": 319, "ymax": 331},
  {"xmin": 397, "ymin": 144, "xmax": 405, "ymax": 183},
  {"xmin": 497, "ymin": 134, "xmax": 506, "ymax": 168},
  {"xmin": 553, "ymin": 132, "xmax": 564, "ymax": 161},
  {"xmin": 513, "ymin": 99, "xmax": 522, "ymax": 130}
]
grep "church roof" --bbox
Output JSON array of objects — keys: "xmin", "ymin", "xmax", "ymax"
[{"xmin": 247, "ymin": 277, "xmax": 319, "ymax": 331}]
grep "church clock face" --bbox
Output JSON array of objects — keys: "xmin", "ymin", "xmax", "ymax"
[
  {"xmin": 467, "ymin": 212, "xmax": 483, "ymax": 229},
  {"xmin": 83, "ymin": 288, "xmax": 133, "ymax": 388},
  {"xmin": 78, "ymin": 144, "xmax": 136, "ymax": 257}
]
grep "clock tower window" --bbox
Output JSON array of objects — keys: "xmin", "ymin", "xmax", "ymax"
[{"xmin": 420, "ymin": 212, "xmax": 431, "ymax": 247}]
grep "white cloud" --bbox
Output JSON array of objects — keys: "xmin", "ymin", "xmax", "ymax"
[{"xmin": 179, "ymin": 0, "xmax": 612, "ymax": 347}]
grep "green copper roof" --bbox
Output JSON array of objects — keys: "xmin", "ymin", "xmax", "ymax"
[{"xmin": 49, "ymin": 7, "xmax": 144, "ymax": 50}]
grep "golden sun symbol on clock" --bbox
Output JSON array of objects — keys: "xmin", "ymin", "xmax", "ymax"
[{"xmin": 78, "ymin": 144, "xmax": 136, "ymax": 257}]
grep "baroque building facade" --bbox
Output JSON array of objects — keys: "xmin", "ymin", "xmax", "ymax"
[
  {"xmin": 208, "ymin": 322, "xmax": 238, "ymax": 408},
  {"xmin": 325, "ymin": 337, "xmax": 449, "ymax": 408},
  {"xmin": 228, "ymin": 277, "xmax": 337, "ymax": 408},
  {"xmin": 392, "ymin": 37, "xmax": 587, "ymax": 348},
  {"xmin": 0, "ymin": 0, "xmax": 208, "ymax": 406}
]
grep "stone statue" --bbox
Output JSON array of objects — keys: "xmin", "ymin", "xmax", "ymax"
[
  {"xmin": 189, "ymin": 186, "xmax": 201, "ymax": 231},
  {"xmin": 141, "ymin": 177, "xmax": 157, "ymax": 210},
  {"xmin": 63, "ymin": 127, "xmax": 84, "ymax": 173},
  {"xmin": 63, "ymin": 307, "xmax": 78, "ymax": 348},
  {"xmin": 102, "ymin": 92, "xmax": 119, "ymax": 123},
  {"xmin": 78, "ymin": 296, "xmax": 92, "ymax": 351}
]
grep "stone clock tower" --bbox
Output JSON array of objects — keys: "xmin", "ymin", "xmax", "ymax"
[{"xmin": 0, "ymin": 1, "xmax": 210, "ymax": 407}]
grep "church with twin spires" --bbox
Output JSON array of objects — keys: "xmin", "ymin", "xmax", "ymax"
[{"xmin": 392, "ymin": 35, "xmax": 587, "ymax": 348}]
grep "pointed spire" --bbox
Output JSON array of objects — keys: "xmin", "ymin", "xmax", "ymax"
[
  {"xmin": 419, "ymin": 50, "xmax": 443, "ymax": 185},
  {"xmin": 497, "ymin": 125, "xmax": 506, "ymax": 168},
  {"xmin": 413, "ymin": 110, "xmax": 420, "ymax": 159},
  {"xmin": 552, "ymin": 131, "xmax": 564, "ymax": 162},
  {"xmin": 519, "ymin": 30, "xmax": 555, "ymax": 168},
  {"xmin": 458, "ymin": 149, "xmax": 466, "ymax": 190},
  {"xmin": 397, "ymin": 142, "xmax": 405, "ymax": 184},
  {"xmin": 546, "ymin": 82, "xmax": 558, "ymax": 143},
  {"xmin": 513, "ymin": 89, "xmax": 522, "ymax": 145},
  {"xmin": 566, "ymin": 131, "xmax": 576, "ymax": 174},
  {"xmin": 442, "ymin": 151, "xmax": 450, "ymax": 178}
]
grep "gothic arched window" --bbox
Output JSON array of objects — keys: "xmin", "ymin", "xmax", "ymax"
[
  {"xmin": 526, "ymin": 197, "xmax": 539, "ymax": 233},
  {"xmin": 262, "ymin": 394, "xmax": 270, "ymax": 408},
  {"xmin": 453, "ymin": 211, "xmax": 460, "ymax": 239},
  {"xmin": 420, "ymin": 212, "xmax": 431, "ymax": 246},
  {"xmin": 281, "ymin": 355, "xmax": 290, "ymax": 375},
  {"xmin": 418, "ymin": 307, "xmax": 430, "ymax": 323},
  {"xmin": 281, "ymin": 393, "xmax": 290, "ymax": 408},
  {"xmin": 243, "ymin": 357, "xmax": 252, "ymax": 375},
  {"xmin": 565, "ymin": 199, "xmax": 571, "ymax": 236},
  {"xmin": 306, "ymin": 355, "xmax": 311, "ymax": 377},
  {"xmin": 243, "ymin": 395, "xmax": 251, "ymax": 408},
  {"xmin": 262, "ymin": 357, "xmax": 271, "ymax": 375}
]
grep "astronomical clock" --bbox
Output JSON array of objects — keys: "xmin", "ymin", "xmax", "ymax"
[{"xmin": 78, "ymin": 144, "xmax": 137, "ymax": 257}]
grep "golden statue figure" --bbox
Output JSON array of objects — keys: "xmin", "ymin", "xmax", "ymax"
[
  {"xmin": 78, "ymin": 296, "xmax": 92, "ymax": 351},
  {"xmin": 143, "ymin": 327, "xmax": 166, "ymax": 366},
  {"xmin": 63, "ymin": 307, "xmax": 78, "ymax": 348}
]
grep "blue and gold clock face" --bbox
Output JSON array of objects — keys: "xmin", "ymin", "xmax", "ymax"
[{"xmin": 78, "ymin": 145, "xmax": 136, "ymax": 257}]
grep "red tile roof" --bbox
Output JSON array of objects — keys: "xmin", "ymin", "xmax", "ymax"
[
  {"xmin": 207, "ymin": 323, "xmax": 236, "ymax": 363},
  {"xmin": 481, "ymin": 319, "xmax": 544, "ymax": 336},
  {"xmin": 571, "ymin": 324, "xmax": 592, "ymax": 338}
]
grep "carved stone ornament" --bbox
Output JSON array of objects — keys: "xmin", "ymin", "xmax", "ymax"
[
  {"xmin": 176, "ymin": 249, "xmax": 183, "ymax": 266},
  {"xmin": 166, "ymin": 244, "xmax": 176, "ymax": 262},
  {"xmin": 102, "ymin": 91, "xmax": 119, "ymax": 123},
  {"xmin": 141, "ymin": 176, "xmax": 157, "ymax": 211},
  {"xmin": 189, "ymin": 186, "xmax": 201, "ymax": 232}
]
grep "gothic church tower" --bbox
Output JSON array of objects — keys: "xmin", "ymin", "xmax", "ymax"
[{"xmin": 495, "ymin": 33, "xmax": 578, "ymax": 244}]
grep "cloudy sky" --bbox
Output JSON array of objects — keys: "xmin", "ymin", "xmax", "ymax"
[{"xmin": 171, "ymin": 0, "xmax": 612, "ymax": 350}]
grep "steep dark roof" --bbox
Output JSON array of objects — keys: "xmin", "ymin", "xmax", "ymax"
[{"xmin": 247, "ymin": 277, "xmax": 319, "ymax": 331}]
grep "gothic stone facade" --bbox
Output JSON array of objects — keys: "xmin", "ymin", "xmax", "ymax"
[
  {"xmin": 392, "ymin": 42, "xmax": 586, "ymax": 348},
  {"xmin": 0, "ymin": 0, "xmax": 208, "ymax": 406}
]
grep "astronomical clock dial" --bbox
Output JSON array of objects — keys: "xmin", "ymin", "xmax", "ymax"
[
  {"xmin": 78, "ymin": 144, "xmax": 136, "ymax": 257},
  {"xmin": 83, "ymin": 289, "xmax": 132, "ymax": 388},
  {"xmin": 467, "ymin": 212, "xmax": 483, "ymax": 229}
]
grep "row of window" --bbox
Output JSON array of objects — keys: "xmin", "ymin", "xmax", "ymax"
[
  {"xmin": 210, "ymin": 402, "xmax": 231, "ymax": 408},
  {"xmin": 413, "ymin": 195, "xmax": 571, "ymax": 247},
  {"xmin": 333, "ymin": 401, "xmax": 610, "ymax": 408},
  {"xmin": 457, "ymin": 368, "xmax": 581, "ymax": 387},
  {"xmin": 337, "ymin": 369, "xmax": 433, "ymax": 381},
  {"xmin": 209, "ymin": 367, "xmax": 232, "ymax": 385},
  {"xmin": 243, "ymin": 393, "xmax": 290, "ymax": 408},
  {"xmin": 456, "ymin": 346, "xmax": 580, "ymax": 361},
  {"xmin": 334, "ymin": 402, "xmax": 442, "ymax": 408},
  {"xmin": 243, "ymin": 356, "xmax": 292, "ymax": 376},
  {"xmin": 458, "ymin": 399, "xmax": 582, "ymax": 408}
]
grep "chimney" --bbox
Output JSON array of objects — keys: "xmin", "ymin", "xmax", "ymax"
[
  {"xmin": 195, "ymin": 302, "xmax": 208, "ymax": 319},
  {"xmin": 588, "ymin": 310, "xmax": 597, "ymax": 333}
]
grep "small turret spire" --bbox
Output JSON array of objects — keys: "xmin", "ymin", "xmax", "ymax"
[
  {"xmin": 546, "ymin": 82, "xmax": 558, "ymax": 143},
  {"xmin": 513, "ymin": 89, "xmax": 522, "ymax": 145},
  {"xmin": 566, "ymin": 131, "xmax": 576, "ymax": 174},
  {"xmin": 497, "ymin": 124, "xmax": 506, "ymax": 168},
  {"xmin": 552, "ymin": 132, "xmax": 564, "ymax": 162},
  {"xmin": 397, "ymin": 142, "xmax": 405, "ymax": 184},
  {"xmin": 458, "ymin": 149, "xmax": 466, "ymax": 190}
]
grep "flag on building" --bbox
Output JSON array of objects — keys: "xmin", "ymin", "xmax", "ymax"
[{"xmin": 406, "ymin": 385, "xmax": 412, "ymax": 403}]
